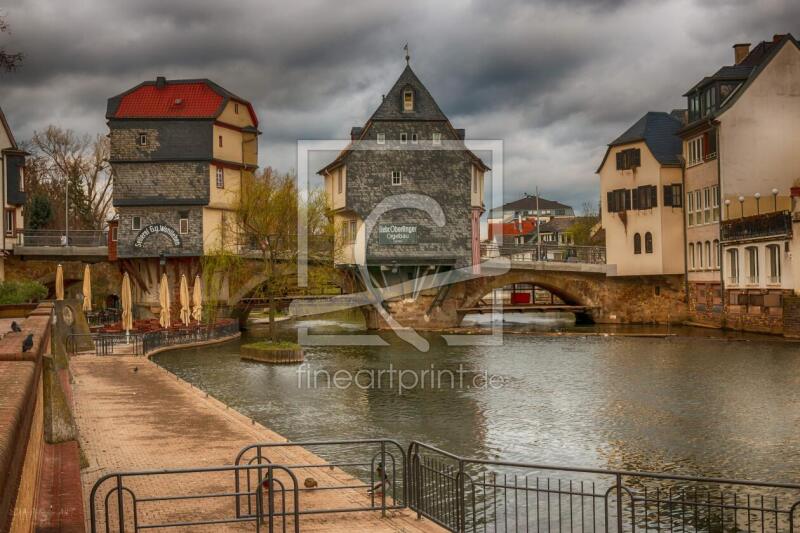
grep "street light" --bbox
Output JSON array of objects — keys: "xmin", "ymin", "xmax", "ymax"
[
  {"xmin": 724, "ymin": 199, "xmax": 731, "ymax": 219},
  {"xmin": 755, "ymin": 192, "xmax": 761, "ymax": 215},
  {"xmin": 738, "ymin": 195, "xmax": 745, "ymax": 218},
  {"xmin": 772, "ymin": 188, "xmax": 779, "ymax": 211}
]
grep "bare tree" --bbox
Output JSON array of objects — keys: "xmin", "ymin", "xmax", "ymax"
[
  {"xmin": 25, "ymin": 126, "xmax": 112, "ymax": 230},
  {"xmin": 0, "ymin": 15, "xmax": 22, "ymax": 72}
]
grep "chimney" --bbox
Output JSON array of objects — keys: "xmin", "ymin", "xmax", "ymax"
[
  {"xmin": 156, "ymin": 76, "xmax": 167, "ymax": 89},
  {"xmin": 773, "ymin": 34, "xmax": 786, "ymax": 43},
  {"xmin": 733, "ymin": 43, "xmax": 750, "ymax": 64}
]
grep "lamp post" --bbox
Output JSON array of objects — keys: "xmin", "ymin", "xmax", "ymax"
[
  {"xmin": 738, "ymin": 195, "xmax": 745, "ymax": 218},
  {"xmin": 724, "ymin": 199, "xmax": 731, "ymax": 219},
  {"xmin": 64, "ymin": 179, "xmax": 69, "ymax": 246},
  {"xmin": 755, "ymin": 192, "xmax": 761, "ymax": 215},
  {"xmin": 772, "ymin": 188, "xmax": 779, "ymax": 211}
]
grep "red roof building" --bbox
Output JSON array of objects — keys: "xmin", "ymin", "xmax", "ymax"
[{"xmin": 488, "ymin": 218, "xmax": 538, "ymax": 244}]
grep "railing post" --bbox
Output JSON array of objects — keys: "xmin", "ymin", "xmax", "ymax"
[
  {"xmin": 116, "ymin": 474, "xmax": 125, "ymax": 533},
  {"xmin": 268, "ymin": 466, "xmax": 275, "ymax": 533},
  {"xmin": 380, "ymin": 441, "xmax": 387, "ymax": 517},
  {"xmin": 458, "ymin": 458, "xmax": 466, "ymax": 533},
  {"xmin": 616, "ymin": 473, "xmax": 623, "ymax": 533}
]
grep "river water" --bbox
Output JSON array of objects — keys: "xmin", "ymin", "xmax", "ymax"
[{"xmin": 153, "ymin": 313, "xmax": 800, "ymax": 483}]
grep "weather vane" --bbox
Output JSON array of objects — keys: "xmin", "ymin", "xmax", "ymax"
[{"xmin": 404, "ymin": 43, "xmax": 410, "ymax": 65}]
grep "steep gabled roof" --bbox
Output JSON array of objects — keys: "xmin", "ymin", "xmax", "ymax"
[
  {"xmin": 106, "ymin": 78, "xmax": 258, "ymax": 126},
  {"xmin": 498, "ymin": 195, "xmax": 573, "ymax": 212},
  {"xmin": 369, "ymin": 64, "xmax": 448, "ymax": 121},
  {"xmin": 596, "ymin": 111, "xmax": 684, "ymax": 172}
]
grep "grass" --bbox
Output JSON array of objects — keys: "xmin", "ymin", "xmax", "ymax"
[{"xmin": 242, "ymin": 340, "xmax": 301, "ymax": 351}]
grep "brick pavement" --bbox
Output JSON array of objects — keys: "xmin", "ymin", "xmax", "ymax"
[{"xmin": 71, "ymin": 355, "xmax": 445, "ymax": 532}]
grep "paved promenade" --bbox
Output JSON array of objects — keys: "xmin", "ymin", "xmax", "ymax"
[{"xmin": 71, "ymin": 355, "xmax": 443, "ymax": 532}]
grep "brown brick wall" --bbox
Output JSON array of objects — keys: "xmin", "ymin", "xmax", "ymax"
[{"xmin": 784, "ymin": 295, "xmax": 800, "ymax": 338}]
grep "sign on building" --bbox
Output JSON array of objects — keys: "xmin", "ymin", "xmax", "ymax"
[
  {"xmin": 378, "ymin": 224, "xmax": 418, "ymax": 245},
  {"xmin": 134, "ymin": 223, "xmax": 182, "ymax": 248}
]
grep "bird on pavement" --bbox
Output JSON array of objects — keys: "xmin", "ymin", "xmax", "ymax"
[
  {"xmin": 22, "ymin": 334, "xmax": 34, "ymax": 353},
  {"xmin": 11, "ymin": 321, "xmax": 22, "ymax": 332}
]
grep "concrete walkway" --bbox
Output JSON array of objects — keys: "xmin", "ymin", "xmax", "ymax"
[{"xmin": 71, "ymin": 355, "xmax": 444, "ymax": 532}]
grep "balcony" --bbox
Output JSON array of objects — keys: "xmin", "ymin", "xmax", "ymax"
[
  {"xmin": 14, "ymin": 229, "xmax": 109, "ymax": 260},
  {"xmin": 720, "ymin": 211, "xmax": 792, "ymax": 243}
]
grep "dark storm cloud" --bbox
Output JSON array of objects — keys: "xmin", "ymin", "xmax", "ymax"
[{"xmin": 0, "ymin": 0, "xmax": 797, "ymax": 214}]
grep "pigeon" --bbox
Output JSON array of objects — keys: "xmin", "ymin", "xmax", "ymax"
[
  {"xmin": 22, "ymin": 334, "xmax": 34, "ymax": 353},
  {"xmin": 10, "ymin": 321, "xmax": 21, "ymax": 332},
  {"xmin": 133, "ymin": 366, "xmax": 138, "ymax": 373}
]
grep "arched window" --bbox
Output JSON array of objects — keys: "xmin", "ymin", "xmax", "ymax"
[
  {"xmin": 704, "ymin": 241, "xmax": 711, "ymax": 270},
  {"xmin": 766, "ymin": 244, "xmax": 781, "ymax": 284},
  {"xmin": 713, "ymin": 239, "xmax": 720, "ymax": 269},
  {"xmin": 689, "ymin": 243, "xmax": 695, "ymax": 270},
  {"xmin": 727, "ymin": 248, "xmax": 739, "ymax": 284},
  {"xmin": 633, "ymin": 233, "xmax": 642, "ymax": 254},
  {"xmin": 645, "ymin": 232, "xmax": 653, "ymax": 254},
  {"xmin": 697, "ymin": 241, "xmax": 703, "ymax": 268},
  {"xmin": 745, "ymin": 246, "xmax": 759, "ymax": 284}
]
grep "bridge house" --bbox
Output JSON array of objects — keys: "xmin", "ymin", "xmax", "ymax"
[
  {"xmin": 0, "ymin": 105, "xmax": 26, "ymax": 280},
  {"xmin": 106, "ymin": 77, "xmax": 259, "ymax": 312},
  {"xmin": 319, "ymin": 61, "xmax": 488, "ymax": 304}
]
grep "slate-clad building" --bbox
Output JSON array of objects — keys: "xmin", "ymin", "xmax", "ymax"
[
  {"xmin": 106, "ymin": 77, "xmax": 258, "ymax": 308},
  {"xmin": 0, "ymin": 105, "xmax": 26, "ymax": 280},
  {"xmin": 319, "ymin": 62, "xmax": 488, "ymax": 290}
]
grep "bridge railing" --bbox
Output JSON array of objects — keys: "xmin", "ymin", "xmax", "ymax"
[
  {"xmin": 16, "ymin": 229, "xmax": 108, "ymax": 247},
  {"xmin": 481, "ymin": 242, "xmax": 606, "ymax": 264}
]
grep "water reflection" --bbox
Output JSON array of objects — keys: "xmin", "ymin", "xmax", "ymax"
[{"xmin": 153, "ymin": 313, "xmax": 800, "ymax": 483}]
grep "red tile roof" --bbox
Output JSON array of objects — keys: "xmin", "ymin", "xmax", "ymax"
[
  {"xmin": 114, "ymin": 82, "xmax": 223, "ymax": 119},
  {"xmin": 488, "ymin": 219, "xmax": 537, "ymax": 240}
]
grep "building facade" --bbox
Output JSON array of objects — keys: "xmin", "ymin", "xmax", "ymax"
[
  {"xmin": 320, "ymin": 63, "xmax": 488, "ymax": 293},
  {"xmin": 106, "ymin": 77, "xmax": 258, "ymax": 310},
  {"xmin": 0, "ymin": 105, "xmax": 26, "ymax": 280},
  {"xmin": 680, "ymin": 34, "xmax": 800, "ymax": 333},
  {"xmin": 488, "ymin": 195, "xmax": 574, "ymax": 225},
  {"xmin": 598, "ymin": 111, "xmax": 686, "ymax": 277}
]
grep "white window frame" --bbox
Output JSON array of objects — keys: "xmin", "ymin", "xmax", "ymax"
[
  {"xmin": 377, "ymin": 133, "xmax": 385, "ymax": 145},
  {"xmin": 400, "ymin": 132, "xmax": 408, "ymax": 144},
  {"xmin": 727, "ymin": 248, "xmax": 739, "ymax": 284},
  {"xmin": 711, "ymin": 185, "xmax": 720, "ymax": 222},
  {"xmin": 432, "ymin": 132, "xmax": 442, "ymax": 146},
  {"xmin": 745, "ymin": 246, "xmax": 759, "ymax": 284},
  {"xmin": 111, "ymin": 226, "xmax": 118, "ymax": 242},
  {"xmin": 179, "ymin": 217, "xmax": 189, "ymax": 235},
  {"xmin": 403, "ymin": 89, "xmax": 413, "ymax": 111},
  {"xmin": 132, "ymin": 216, "xmax": 142, "ymax": 231},
  {"xmin": 4, "ymin": 209, "xmax": 14, "ymax": 237},
  {"xmin": 138, "ymin": 133, "xmax": 147, "ymax": 147},
  {"xmin": 391, "ymin": 170, "xmax": 402, "ymax": 186},
  {"xmin": 687, "ymin": 136, "xmax": 704, "ymax": 166},
  {"xmin": 689, "ymin": 243, "xmax": 695, "ymax": 270},
  {"xmin": 687, "ymin": 192, "xmax": 694, "ymax": 226},
  {"xmin": 767, "ymin": 244, "xmax": 781, "ymax": 284},
  {"xmin": 216, "ymin": 167, "xmax": 224, "ymax": 189}
]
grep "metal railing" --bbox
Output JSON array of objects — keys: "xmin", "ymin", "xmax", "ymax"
[
  {"xmin": 89, "ymin": 464, "xmax": 299, "ymax": 533},
  {"xmin": 407, "ymin": 441, "xmax": 800, "ymax": 532},
  {"xmin": 482, "ymin": 243, "xmax": 606, "ymax": 264},
  {"xmin": 721, "ymin": 211, "xmax": 793, "ymax": 243},
  {"xmin": 16, "ymin": 229, "xmax": 108, "ymax": 247},
  {"xmin": 66, "ymin": 319, "xmax": 239, "ymax": 357},
  {"xmin": 88, "ymin": 438, "xmax": 800, "ymax": 532},
  {"xmin": 86, "ymin": 308, "xmax": 121, "ymax": 328}
]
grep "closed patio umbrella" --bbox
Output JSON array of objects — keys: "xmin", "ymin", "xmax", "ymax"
[
  {"xmin": 179, "ymin": 274, "xmax": 191, "ymax": 325},
  {"xmin": 121, "ymin": 272, "xmax": 133, "ymax": 334},
  {"xmin": 159, "ymin": 273, "xmax": 171, "ymax": 329},
  {"xmin": 192, "ymin": 275, "xmax": 202, "ymax": 323},
  {"xmin": 55, "ymin": 264, "xmax": 64, "ymax": 301},
  {"xmin": 82, "ymin": 264, "xmax": 92, "ymax": 312}
]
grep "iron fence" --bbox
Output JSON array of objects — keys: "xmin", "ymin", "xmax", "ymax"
[
  {"xmin": 407, "ymin": 441, "xmax": 800, "ymax": 532},
  {"xmin": 16, "ymin": 229, "xmax": 108, "ymax": 247},
  {"xmin": 66, "ymin": 319, "xmax": 239, "ymax": 357},
  {"xmin": 720, "ymin": 211, "xmax": 793, "ymax": 243},
  {"xmin": 86, "ymin": 308, "xmax": 121, "ymax": 328},
  {"xmin": 89, "ymin": 464, "xmax": 299, "ymax": 533},
  {"xmin": 481, "ymin": 243, "xmax": 606, "ymax": 264}
]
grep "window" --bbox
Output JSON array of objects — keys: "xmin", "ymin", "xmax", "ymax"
[
  {"xmin": 432, "ymin": 132, "xmax": 441, "ymax": 145},
  {"xmin": 704, "ymin": 241, "xmax": 711, "ymax": 269},
  {"xmin": 606, "ymin": 188, "xmax": 629, "ymax": 213},
  {"xmin": 218, "ymin": 135, "xmax": 223, "ymax": 148},
  {"xmin": 391, "ymin": 170, "xmax": 402, "ymax": 186},
  {"xmin": 688, "ymin": 93, "xmax": 700, "ymax": 122},
  {"xmin": 695, "ymin": 190, "xmax": 702, "ymax": 223},
  {"xmin": 727, "ymin": 249, "xmax": 739, "ymax": 284},
  {"xmin": 132, "ymin": 216, "xmax": 142, "ymax": 231},
  {"xmin": 4, "ymin": 209, "xmax": 14, "ymax": 237},
  {"xmin": 411, "ymin": 133, "xmax": 418, "ymax": 144},
  {"xmin": 634, "ymin": 185, "xmax": 657, "ymax": 210},
  {"xmin": 337, "ymin": 171, "xmax": 342, "ymax": 194},
  {"xmin": 705, "ymin": 129, "xmax": 717, "ymax": 159},
  {"xmin": 633, "ymin": 233, "xmax": 642, "ymax": 254},
  {"xmin": 340, "ymin": 219, "xmax": 357, "ymax": 243},
  {"xmin": 400, "ymin": 132, "xmax": 408, "ymax": 144},
  {"xmin": 138, "ymin": 133, "xmax": 147, "ymax": 147},
  {"xmin": 472, "ymin": 167, "xmax": 478, "ymax": 194},
  {"xmin": 403, "ymin": 89, "xmax": 414, "ymax": 111},
  {"xmin": 767, "ymin": 244, "xmax": 781, "ymax": 284},
  {"xmin": 697, "ymin": 241, "xmax": 704, "ymax": 268},
  {"xmin": 664, "ymin": 184, "xmax": 682, "ymax": 207},
  {"xmin": 216, "ymin": 167, "xmax": 224, "ymax": 189},
  {"xmin": 234, "ymin": 102, "xmax": 239, "ymax": 114},
  {"xmin": 179, "ymin": 216, "xmax": 189, "ymax": 235},
  {"xmin": 713, "ymin": 239, "xmax": 720, "ymax": 269},
  {"xmin": 687, "ymin": 136, "xmax": 704, "ymax": 166},
  {"xmin": 745, "ymin": 246, "xmax": 759, "ymax": 284},
  {"xmin": 377, "ymin": 133, "xmax": 385, "ymax": 145},
  {"xmin": 711, "ymin": 185, "xmax": 720, "ymax": 222},
  {"xmin": 689, "ymin": 243, "xmax": 696, "ymax": 270},
  {"xmin": 645, "ymin": 232, "xmax": 653, "ymax": 254},
  {"xmin": 687, "ymin": 192, "xmax": 694, "ymax": 225},
  {"xmin": 615, "ymin": 148, "xmax": 641, "ymax": 171},
  {"xmin": 110, "ymin": 226, "xmax": 118, "ymax": 242}
]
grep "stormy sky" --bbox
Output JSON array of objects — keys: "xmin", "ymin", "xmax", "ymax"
[{"xmin": 1, "ymin": 0, "xmax": 797, "ymax": 212}]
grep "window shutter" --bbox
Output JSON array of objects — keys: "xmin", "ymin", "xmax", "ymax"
[
  {"xmin": 624, "ymin": 189, "xmax": 632, "ymax": 211},
  {"xmin": 663, "ymin": 185, "xmax": 673, "ymax": 207},
  {"xmin": 650, "ymin": 185, "xmax": 658, "ymax": 207},
  {"xmin": 632, "ymin": 188, "xmax": 639, "ymax": 210},
  {"xmin": 616, "ymin": 152, "xmax": 623, "ymax": 170},
  {"xmin": 607, "ymin": 191, "xmax": 614, "ymax": 213},
  {"xmin": 632, "ymin": 149, "xmax": 641, "ymax": 167}
]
